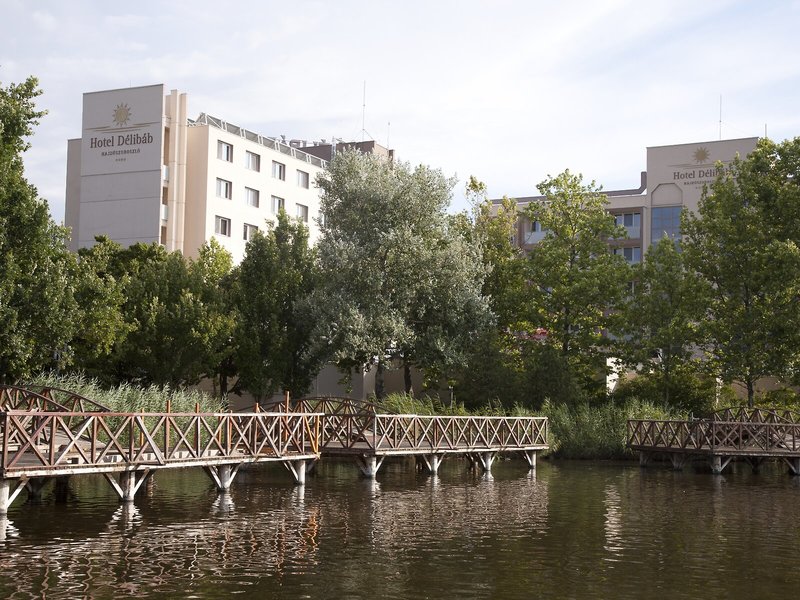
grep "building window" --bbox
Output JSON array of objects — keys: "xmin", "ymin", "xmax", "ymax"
[
  {"xmin": 217, "ymin": 141, "xmax": 233, "ymax": 162},
  {"xmin": 524, "ymin": 219, "xmax": 546, "ymax": 244},
  {"xmin": 160, "ymin": 226, "xmax": 167, "ymax": 245},
  {"xmin": 271, "ymin": 195, "xmax": 285, "ymax": 214},
  {"xmin": 214, "ymin": 216, "xmax": 231, "ymax": 237},
  {"xmin": 272, "ymin": 161, "xmax": 286, "ymax": 180},
  {"xmin": 243, "ymin": 223, "xmax": 258, "ymax": 241},
  {"xmin": 245, "ymin": 150, "xmax": 261, "ymax": 172},
  {"xmin": 216, "ymin": 178, "xmax": 232, "ymax": 200},
  {"xmin": 614, "ymin": 246, "xmax": 642, "ymax": 264},
  {"xmin": 245, "ymin": 187, "xmax": 260, "ymax": 208},
  {"xmin": 297, "ymin": 169, "xmax": 310, "ymax": 189},
  {"xmin": 296, "ymin": 203, "xmax": 309, "ymax": 223},
  {"xmin": 651, "ymin": 206, "xmax": 682, "ymax": 243},
  {"xmin": 614, "ymin": 212, "xmax": 641, "ymax": 239}
]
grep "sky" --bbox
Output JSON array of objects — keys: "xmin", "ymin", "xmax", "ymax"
[{"xmin": 2, "ymin": 0, "xmax": 799, "ymax": 221}]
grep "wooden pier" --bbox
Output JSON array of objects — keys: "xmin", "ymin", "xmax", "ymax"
[
  {"xmin": 275, "ymin": 397, "xmax": 549, "ymax": 477},
  {"xmin": 0, "ymin": 385, "xmax": 321, "ymax": 514},
  {"xmin": 1, "ymin": 386, "xmax": 548, "ymax": 516},
  {"xmin": 627, "ymin": 407, "xmax": 800, "ymax": 474}
]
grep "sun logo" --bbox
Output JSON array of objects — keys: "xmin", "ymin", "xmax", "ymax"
[
  {"xmin": 693, "ymin": 147, "xmax": 710, "ymax": 163},
  {"xmin": 112, "ymin": 103, "xmax": 132, "ymax": 127}
]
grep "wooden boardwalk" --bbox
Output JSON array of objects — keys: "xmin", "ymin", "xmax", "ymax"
[
  {"xmin": 1, "ymin": 387, "xmax": 549, "ymax": 515},
  {"xmin": 628, "ymin": 407, "xmax": 800, "ymax": 474},
  {"xmin": 272, "ymin": 397, "xmax": 549, "ymax": 476},
  {"xmin": 0, "ymin": 385, "xmax": 321, "ymax": 514}
]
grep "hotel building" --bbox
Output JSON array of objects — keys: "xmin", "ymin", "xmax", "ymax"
[
  {"xmin": 65, "ymin": 84, "xmax": 386, "ymax": 262},
  {"xmin": 501, "ymin": 137, "xmax": 760, "ymax": 258}
]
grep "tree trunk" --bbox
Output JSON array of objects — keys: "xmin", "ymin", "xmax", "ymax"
[
  {"xmin": 746, "ymin": 378, "xmax": 755, "ymax": 408},
  {"xmin": 404, "ymin": 361, "xmax": 414, "ymax": 397},
  {"xmin": 375, "ymin": 359, "xmax": 385, "ymax": 399}
]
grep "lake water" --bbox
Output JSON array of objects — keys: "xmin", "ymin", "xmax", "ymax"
[{"xmin": 1, "ymin": 457, "xmax": 799, "ymax": 599}]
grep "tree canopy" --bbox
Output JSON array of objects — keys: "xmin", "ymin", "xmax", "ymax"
[{"xmin": 309, "ymin": 150, "xmax": 491, "ymax": 397}]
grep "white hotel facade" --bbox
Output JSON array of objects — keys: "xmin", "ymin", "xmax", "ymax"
[{"xmin": 65, "ymin": 84, "xmax": 329, "ymax": 262}]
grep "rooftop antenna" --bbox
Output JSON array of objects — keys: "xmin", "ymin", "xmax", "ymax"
[
  {"xmin": 765, "ymin": 123, "xmax": 768, "ymax": 139},
  {"xmin": 719, "ymin": 94, "xmax": 722, "ymax": 140},
  {"xmin": 387, "ymin": 121, "xmax": 391, "ymax": 149},
  {"xmin": 362, "ymin": 81, "xmax": 366, "ymax": 143}
]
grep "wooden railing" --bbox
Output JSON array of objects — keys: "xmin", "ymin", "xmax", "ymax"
[
  {"xmin": 285, "ymin": 397, "xmax": 548, "ymax": 454},
  {"xmin": 0, "ymin": 385, "xmax": 110, "ymax": 413},
  {"xmin": 627, "ymin": 418, "xmax": 800, "ymax": 455},
  {"xmin": 1, "ymin": 410, "xmax": 322, "ymax": 476}
]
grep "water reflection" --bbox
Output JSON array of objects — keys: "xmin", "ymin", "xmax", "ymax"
[{"xmin": 0, "ymin": 460, "xmax": 798, "ymax": 600}]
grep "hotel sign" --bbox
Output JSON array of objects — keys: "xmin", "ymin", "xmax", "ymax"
[
  {"xmin": 81, "ymin": 84, "xmax": 164, "ymax": 176},
  {"xmin": 669, "ymin": 146, "xmax": 733, "ymax": 189}
]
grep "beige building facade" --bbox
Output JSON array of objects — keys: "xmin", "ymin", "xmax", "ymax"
[
  {"xmin": 504, "ymin": 137, "xmax": 760, "ymax": 259},
  {"xmin": 65, "ymin": 84, "xmax": 329, "ymax": 262}
]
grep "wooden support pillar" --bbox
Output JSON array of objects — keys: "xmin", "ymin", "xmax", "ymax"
[
  {"xmin": 522, "ymin": 450, "xmax": 537, "ymax": 470},
  {"xmin": 283, "ymin": 460, "xmax": 308, "ymax": 485},
  {"xmin": 205, "ymin": 464, "xmax": 241, "ymax": 492},
  {"xmin": 639, "ymin": 451, "xmax": 651, "ymax": 468},
  {"xmin": 355, "ymin": 455, "xmax": 385, "ymax": 478}
]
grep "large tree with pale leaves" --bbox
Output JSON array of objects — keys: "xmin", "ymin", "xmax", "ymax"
[{"xmin": 308, "ymin": 150, "xmax": 491, "ymax": 397}]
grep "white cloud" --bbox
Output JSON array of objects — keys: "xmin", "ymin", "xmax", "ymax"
[{"xmin": 3, "ymin": 0, "xmax": 798, "ymax": 219}]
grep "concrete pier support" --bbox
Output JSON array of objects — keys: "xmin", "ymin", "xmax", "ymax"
[
  {"xmin": 785, "ymin": 457, "xmax": 800, "ymax": 475},
  {"xmin": 284, "ymin": 460, "xmax": 308, "ymax": 485},
  {"xmin": 0, "ymin": 479, "xmax": 27, "ymax": 515},
  {"xmin": 709, "ymin": 455, "xmax": 732, "ymax": 475},
  {"xmin": 522, "ymin": 450, "xmax": 537, "ymax": 470},
  {"xmin": 669, "ymin": 454, "xmax": 687, "ymax": 471},
  {"xmin": 639, "ymin": 451, "xmax": 651, "ymax": 468},
  {"xmin": 476, "ymin": 452, "xmax": 497, "ymax": 472},
  {"xmin": 104, "ymin": 470, "xmax": 152, "ymax": 503},
  {"xmin": 25, "ymin": 478, "xmax": 48, "ymax": 503},
  {"xmin": 355, "ymin": 455, "xmax": 385, "ymax": 478},
  {"xmin": 54, "ymin": 476, "xmax": 71, "ymax": 503},
  {"xmin": 205, "ymin": 464, "xmax": 241, "ymax": 491},
  {"xmin": 420, "ymin": 453, "xmax": 445, "ymax": 475}
]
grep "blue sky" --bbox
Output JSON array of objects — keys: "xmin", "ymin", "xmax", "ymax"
[{"xmin": 2, "ymin": 0, "xmax": 799, "ymax": 221}]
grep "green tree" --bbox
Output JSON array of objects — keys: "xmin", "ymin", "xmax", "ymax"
[
  {"xmin": 310, "ymin": 150, "xmax": 491, "ymax": 397},
  {"xmin": 525, "ymin": 170, "xmax": 631, "ymax": 390},
  {"xmin": 71, "ymin": 237, "xmax": 132, "ymax": 376},
  {"xmin": 191, "ymin": 239, "xmax": 237, "ymax": 398},
  {"xmin": 462, "ymin": 176, "xmax": 528, "ymax": 328},
  {"xmin": 618, "ymin": 236, "xmax": 705, "ymax": 406},
  {"xmin": 0, "ymin": 77, "xmax": 78, "ymax": 382},
  {"xmin": 235, "ymin": 210, "xmax": 321, "ymax": 400},
  {"xmin": 682, "ymin": 140, "xmax": 800, "ymax": 406}
]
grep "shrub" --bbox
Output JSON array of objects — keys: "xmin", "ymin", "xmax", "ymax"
[{"xmin": 542, "ymin": 398, "xmax": 681, "ymax": 459}]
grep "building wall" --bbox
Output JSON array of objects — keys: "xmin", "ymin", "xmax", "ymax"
[{"xmin": 65, "ymin": 84, "xmax": 329, "ymax": 264}]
